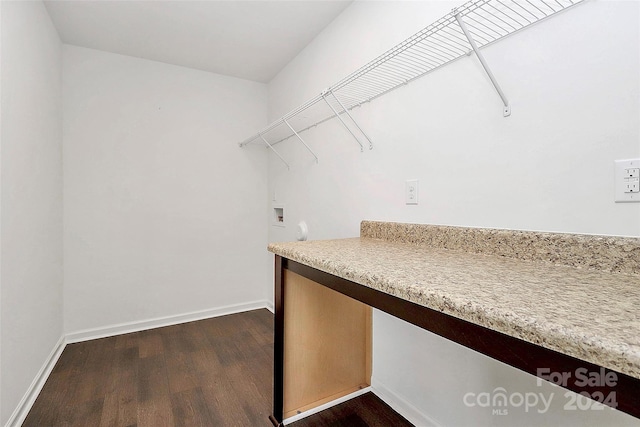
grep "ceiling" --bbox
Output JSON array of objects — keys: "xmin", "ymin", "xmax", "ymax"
[{"xmin": 44, "ymin": 0, "xmax": 352, "ymax": 83}]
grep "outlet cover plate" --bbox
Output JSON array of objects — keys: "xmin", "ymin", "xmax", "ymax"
[
  {"xmin": 615, "ymin": 159, "xmax": 640, "ymax": 203},
  {"xmin": 405, "ymin": 179, "xmax": 419, "ymax": 205}
]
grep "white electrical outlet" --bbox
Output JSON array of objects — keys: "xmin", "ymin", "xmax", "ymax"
[
  {"xmin": 405, "ymin": 179, "xmax": 419, "ymax": 205},
  {"xmin": 614, "ymin": 159, "xmax": 640, "ymax": 203}
]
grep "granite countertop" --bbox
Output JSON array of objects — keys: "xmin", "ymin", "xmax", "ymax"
[{"xmin": 267, "ymin": 221, "xmax": 640, "ymax": 381}]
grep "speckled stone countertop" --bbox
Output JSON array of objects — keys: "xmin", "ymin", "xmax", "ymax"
[{"xmin": 268, "ymin": 221, "xmax": 640, "ymax": 380}]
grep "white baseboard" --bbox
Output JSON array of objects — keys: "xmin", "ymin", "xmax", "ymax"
[
  {"xmin": 265, "ymin": 301, "xmax": 274, "ymax": 313},
  {"xmin": 283, "ymin": 387, "xmax": 372, "ymax": 425},
  {"xmin": 372, "ymin": 379, "xmax": 441, "ymax": 427},
  {"xmin": 65, "ymin": 300, "xmax": 272, "ymax": 343},
  {"xmin": 5, "ymin": 336, "xmax": 66, "ymax": 427}
]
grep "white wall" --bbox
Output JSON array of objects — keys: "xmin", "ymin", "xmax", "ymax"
[
  {"xmin": 267, "ymin": 0, "xmax": 640, "ymax": 425},
  {"xmin": 63, "ymin": 45, "xmax": 269, "ymax": 334},
  {"xmin": 0, "ymin": 1, "xmax": 63, "ymax": 425}
]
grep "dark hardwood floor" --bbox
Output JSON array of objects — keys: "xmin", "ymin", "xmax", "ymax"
[
  {"xmin": 24, "ymin": 309, "xmax": 412, "ymax": 427},
  {"xmin": 24, "ymin": 309, "xmax": 274, "ymax": 427}
]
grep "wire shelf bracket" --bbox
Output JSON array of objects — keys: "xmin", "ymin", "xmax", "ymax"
[
  {"xmin": 259, "ymin": 133, "xmax": 290, "ymax": 170},
  {"xmin": 328, "ymin": 90, "xmax": 374, "ymax": 151},
  {"xmin": 455, "ymin": 12, "xmax": 511, "ymax": 117},
  {"xmin": 237, "ymin": 0, "xmax": 586, "ymax": 166},
  {"xmin": 283, "ymin": 118, "xmax": 318, "ymax": 163},
  {"xmin": 321, "ymin": 90, "xmax": 373, "ymax": 152}
]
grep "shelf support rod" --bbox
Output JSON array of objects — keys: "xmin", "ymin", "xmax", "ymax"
[
  {"xmin": 282, "ymin": 118, "xmax": 318, "ymax": 163},
  {"xmin": 327, "ymin": 90, "xmax": 373, "ymax": 150},
  {"xmin": 455, "ymin": 12, "xmax": 511, "ymax": 117},
  {"xmin": 259, "ymin": 133, "xmax": 290, "ymax": 170},
  {"xmin": 321, "ymin": 92, "xmax": 364, "ymax": 152}
]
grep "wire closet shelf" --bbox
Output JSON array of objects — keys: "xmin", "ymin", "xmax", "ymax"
[{"xmin": 238, "ymin": 0, "xmax": 585, "ymax": 168}]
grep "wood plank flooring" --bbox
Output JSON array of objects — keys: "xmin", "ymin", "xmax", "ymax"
[
  {"xmin": 24, "ymin": 309, "xmax": 412, "ymax": 427},
  {"xmin": 24, "ymin": 310, "xmax": 273, "ymax": 427}
]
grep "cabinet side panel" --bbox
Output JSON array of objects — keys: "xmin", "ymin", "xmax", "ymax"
[{"xmin": 283, "ymin": 270, "xmax": 370, "ymax": 414}]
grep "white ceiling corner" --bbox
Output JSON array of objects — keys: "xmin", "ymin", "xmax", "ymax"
[{"xmin": 44, "ymin": 0, "xmax": 353, "ymax": 83}]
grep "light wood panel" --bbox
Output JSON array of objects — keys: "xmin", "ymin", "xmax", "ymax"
[{"xmin": 283, "ymin": 270, "xmax": 371, "ymax": 417}]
